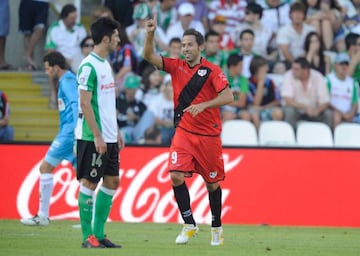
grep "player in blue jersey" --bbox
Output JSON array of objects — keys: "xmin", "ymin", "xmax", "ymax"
[{"xmin": 21, "ymin": 51, "xmax": 78, "ymax": 226}]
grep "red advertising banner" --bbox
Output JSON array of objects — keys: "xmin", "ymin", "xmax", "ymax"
[{"xmin": 1, "ymin": 144, "xmax": 360, "ymax": 227}]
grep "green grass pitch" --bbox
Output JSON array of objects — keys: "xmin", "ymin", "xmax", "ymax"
[{"xmin": 0, "ymin": 220, "xmax": 360, "ymax": 256}]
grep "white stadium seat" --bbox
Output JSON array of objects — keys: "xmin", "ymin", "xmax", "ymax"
[
  {"xmin": 296, "ymin": 122, "xmax": 333, "ymax": 147},
  {"xmin": 221, "ymin": 120, "xmax": 258, "ymax": 146},
  {"xmin": 334, "ymin": 123, "xmax": 360, "ymax": 148},
  {"xmin": 258, "ymin": 121, "xmax": 296, "ymax": 146}
]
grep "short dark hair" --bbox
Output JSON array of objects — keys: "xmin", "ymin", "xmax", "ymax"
[
  {"xmin": 227, "ymin": 53, "xmax": 243, "ymax": 68},
  {"xmin": 293, "ymin": 57, "xmax": 310, "ymax": 69},
  {"xmin": 60, "ymin": 4, "xmax": 77, "ymax": 19},
  {"xmin": 240, "ymin": 29, "xmax": 254, "ymax": 40},
  {"xmin": 80, "ymin": 35, "xmax": 93, "ymax": 48},
  {"xmin": 249, "ymin": 56, "xmax": 268, "ymax": 76},
  {"xmin": 183, "ymin": 29, "xmax": 204, "ymax": 46},
  {"xmin": 290, "ymin": 2, "xmax": 306, "ymax": 15},
  {"xmin": 246, "ymin": 3, "xmax": 263, "ymax": 19},
  {"xmin": 345, "ymin": 32, "xmax": 359, "ymax": 50},
  {"xmin": 91, "ymin": 17, "xmax": 120, "ymax": 45},
  {"xmin": 43, "ymin": 51, "xmax": 67, "ymax": 69},
  {"xmin": 205, "ymin": 30, "xmax": 220, "ymax": 41},
  {"xmin": 169, "ymin": 37, "xmax": 181, "ymax": 46}
]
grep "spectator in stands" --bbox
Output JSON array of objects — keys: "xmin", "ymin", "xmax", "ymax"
[
  {"xmin": 0, "ymin": 90, "xmax": 14, "ymax": 141},
  {"xmin": 233, "ymin": 3, "xmax": 274, "ymax": 61},
  {"xmin": 127, "ymin": 3, "xmax": 167, "ymax": 57},
  {"xmin": 302, "ymin": 0, "xmax": 344, "ymax": 50},
  {"xmin": 201, "ymin": 30, "xmax": 227, "ymax": 69},
  {"xmin": 276, "ymin": 2, "xmax": 315, "ymax": 64},
  {"xmin": 110, "ymin": 26, "xmax": 140, "ymax": 95},
  {"xmin": 144, "ymin": 125, "xmax": 163, "ymax": 144},
  {"xmin": 72, "ymin": 35, "xmax": 94, "ymax": 73},
  {"xmin": 104, "ymin": 0, "xmax": 134, "ymax": 27},
  {"xmin": 45, "ymin": 4, "xmax": 87, "ymax": 109},
  {"xmin": 116, "ymin": 75, "xmax": 152, "ymax": 143},
  {"xmin": 208, "ymin": 0, "xmax": 247, "ymax": 36},
  {"xmin": 45, "ymin": 3, "xmax": 87, "ymax": 72},
  {"xmin": 260, "ymin": 0, "xmax": 291, "ymax": 42},
  {"xmin": 147, "ymin": 74, "xmax": 175, "ymax": 145},
  {"xmin": 346, "ymin": 32, "xmax": 360, "ymax": 84},
  {"xmin": 163, "ymin": 37, "xmax": 182, "ymax": 58},
  {"xmin": 303, "ymin": 31, "xmax": 331, "ymax": 75},
  {"xmin": 247, "ymin": 56, "xmax": 283, "ymax": 129},
  {"xmin": 281, "ymin": 57, "xmax": 332, "ymax": 129},
  {"xmin": 0, "ymin": 0, "xmax": 11, "ymax": 70},
  {"xmin": 176, "ymin": 0, "xmax": 210, "ymax": 30},
  {"xmin": 166, "ymin": 2, "xmax": 205, "ymax": 44},
  {"xmin": 326, "ymin": 53, "xmax": 359, "ymax": 128},
  {"xmin": 221, "ymin": 54, "xmax": 250, "ymax": 122},
  {"xmin": 91, "ymin": 5, "xmax": 114, "ymax": 24},
  {"xmin": 18, "ymin": 0, "xmax": 49, "ymax": 70},
  {"xmin": 230, "ymin": 29, "xmax": 256, "ymax": 78},
  {"xmin": 138, "ymin": 64, "xmax": 163, "ymax": 107},
  {"xmin": 153, "ymin": 0, "xmax": 178, "ymax": 32},
  {"xmin": 209, "ymin": 15, "xmax": 234, "ymax": 51}
]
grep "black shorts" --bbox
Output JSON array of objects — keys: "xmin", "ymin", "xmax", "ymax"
[
  {"xmin": 76, "ymin": 140, "xmax": 119, "ymax": 183},
  {"xmin": 19, "ymin": 0, "xmax": 49, "ymax": 34}
]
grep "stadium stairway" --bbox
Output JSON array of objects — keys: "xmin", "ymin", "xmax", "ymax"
[{"xmin": 1, "ymin": 72, "xmax": 58, "ymax": 142}]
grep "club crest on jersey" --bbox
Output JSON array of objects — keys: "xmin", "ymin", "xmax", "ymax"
[
  {"xmin": 197, "ymin": 69, "xmax": 207, "ymax": 77},
  {"xmin": 209, "ymin": 171, "xmax": 218, "ymax": 179}
]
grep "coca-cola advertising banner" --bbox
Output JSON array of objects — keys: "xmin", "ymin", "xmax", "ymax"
[{"xmin": 1, "ymin": 144, "xmax": 360, "ymax": 227}]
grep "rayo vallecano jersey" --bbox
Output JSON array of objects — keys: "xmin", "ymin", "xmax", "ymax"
[{"xmin": 76, "ymin": 52, "xmax": 117, "ymax": 143}]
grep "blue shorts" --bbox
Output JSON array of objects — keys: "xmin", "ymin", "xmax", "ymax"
[
  {"xmin": 0, "ymin": 0, "xmax": 10, "ymax": 36},
  {"xmin": 18, "ymin": 0, "xmax": 49, "ymax": 34},
  {"xmin": 45, "ymin": 134, "xmax": 76, "ymax": 167}
]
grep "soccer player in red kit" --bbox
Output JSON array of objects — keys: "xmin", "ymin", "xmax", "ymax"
[{"xmin": 144, "ymin": 14, "xmax": 233, "ymax": 246}]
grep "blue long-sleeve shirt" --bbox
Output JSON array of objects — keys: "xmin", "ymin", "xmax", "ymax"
[{"xmin": 58, "ymin": 70, "xmax": 78, "ymax": 136}]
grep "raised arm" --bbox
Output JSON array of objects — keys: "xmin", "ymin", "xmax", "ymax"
[{"xmin": 143, "ymin": 13, "xmax": 163, "ymax": 70}]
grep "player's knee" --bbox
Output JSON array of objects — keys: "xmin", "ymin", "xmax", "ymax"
[{"xmin": 170, "ymin": 171, "xmax": 184, "ymax": 186}]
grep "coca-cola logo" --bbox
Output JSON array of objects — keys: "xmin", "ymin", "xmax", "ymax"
[{"xmin": 17, "ymin": 153, "xmax": 243, "ymax": 224}]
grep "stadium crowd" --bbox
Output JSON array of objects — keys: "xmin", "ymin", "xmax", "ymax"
[{"xmin": 1, "ymin": 0, "xmax": 360, "ymax": 144}]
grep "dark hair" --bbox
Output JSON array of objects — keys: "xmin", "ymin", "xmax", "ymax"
[
  {"xmin": 227, "ymin": 53, "xmax": 243, "ymax": 68},
  {"xmin": 249, "ymin": 56, "xmax": 268, "ymax": 76},
  {"xmin": 144, "ymin": 125, "xmax": 161, "ymax": 142},
  {"xmin": 293, "ymin": 57, "xmax": 311, "ymax": 69},
  {"xmin": 60, "ymin": 4, "xmax": 77, "ymax": 19},
  {"xmin": 304, "ymin": 31, "xmax": 325, "ymax": 53},
  {"xmin": 290, "ymin": 2, "xmax": 306, "ymax": 14},
  {"xmin": 118, "ymin": 26, "xmax": 132, "ymax": 46},
  {"xmin": 91, "ymin": 17, "xmax": 120, "ymax": 45},
  {"xmin": 345, "ymin": 32, "xmax": 359, "ymax": 50},
  {"xmin": 246, "ymin": 3, "xmax": 263, "ymax": 18},
  {"xmin": 141, "ymin": 64, "xmax": 158, "ymax": 91},
  {"xmin": 183, "ymin": 29, "xmax": 204, "ymax": 46},
  {"xmin": 169, "ymin": 37, "xmax": 181, "ymax": 46},
  {"xmin": 240, "ymin": 29, "xmax": 254, "ymax": 40},
  {"xmin": 43, "ymin": 51, "xmax": 67, "ymax": 69},
  {"xmin": 205, "ymin": 30, "xmax": 220, "ymax": 41},
  {"xmin": 80, "ymin": 35, "xmax": 93, "ymax": 48}
]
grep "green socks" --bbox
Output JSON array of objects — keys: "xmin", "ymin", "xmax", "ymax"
[
  {"xmin": 93, "ymin": 187, "xmax": 114, "ymax": 240},
  {"xmin": 78, "ymin": 188, "xmax": 94, "ymax": 242}
]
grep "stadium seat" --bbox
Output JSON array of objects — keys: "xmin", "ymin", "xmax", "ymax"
[
  {"xmin": 258, "ymin": 121, "xmax": 296, "ymax": 146},
  {"xmin": 221, "ymin": 120, "xmax": 258, "ymax": 146},
  {"xmin": 296, "ymin": 121, "xmax": 333, "ymax": 147},
  {"xmin": 334, "ymin": 123, "xmax": 360, "ymax": 148}
]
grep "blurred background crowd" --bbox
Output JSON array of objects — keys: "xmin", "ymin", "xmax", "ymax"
[{"xmin": 1, "ymin": 0, "xmax": 360, "ymax": 145}]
